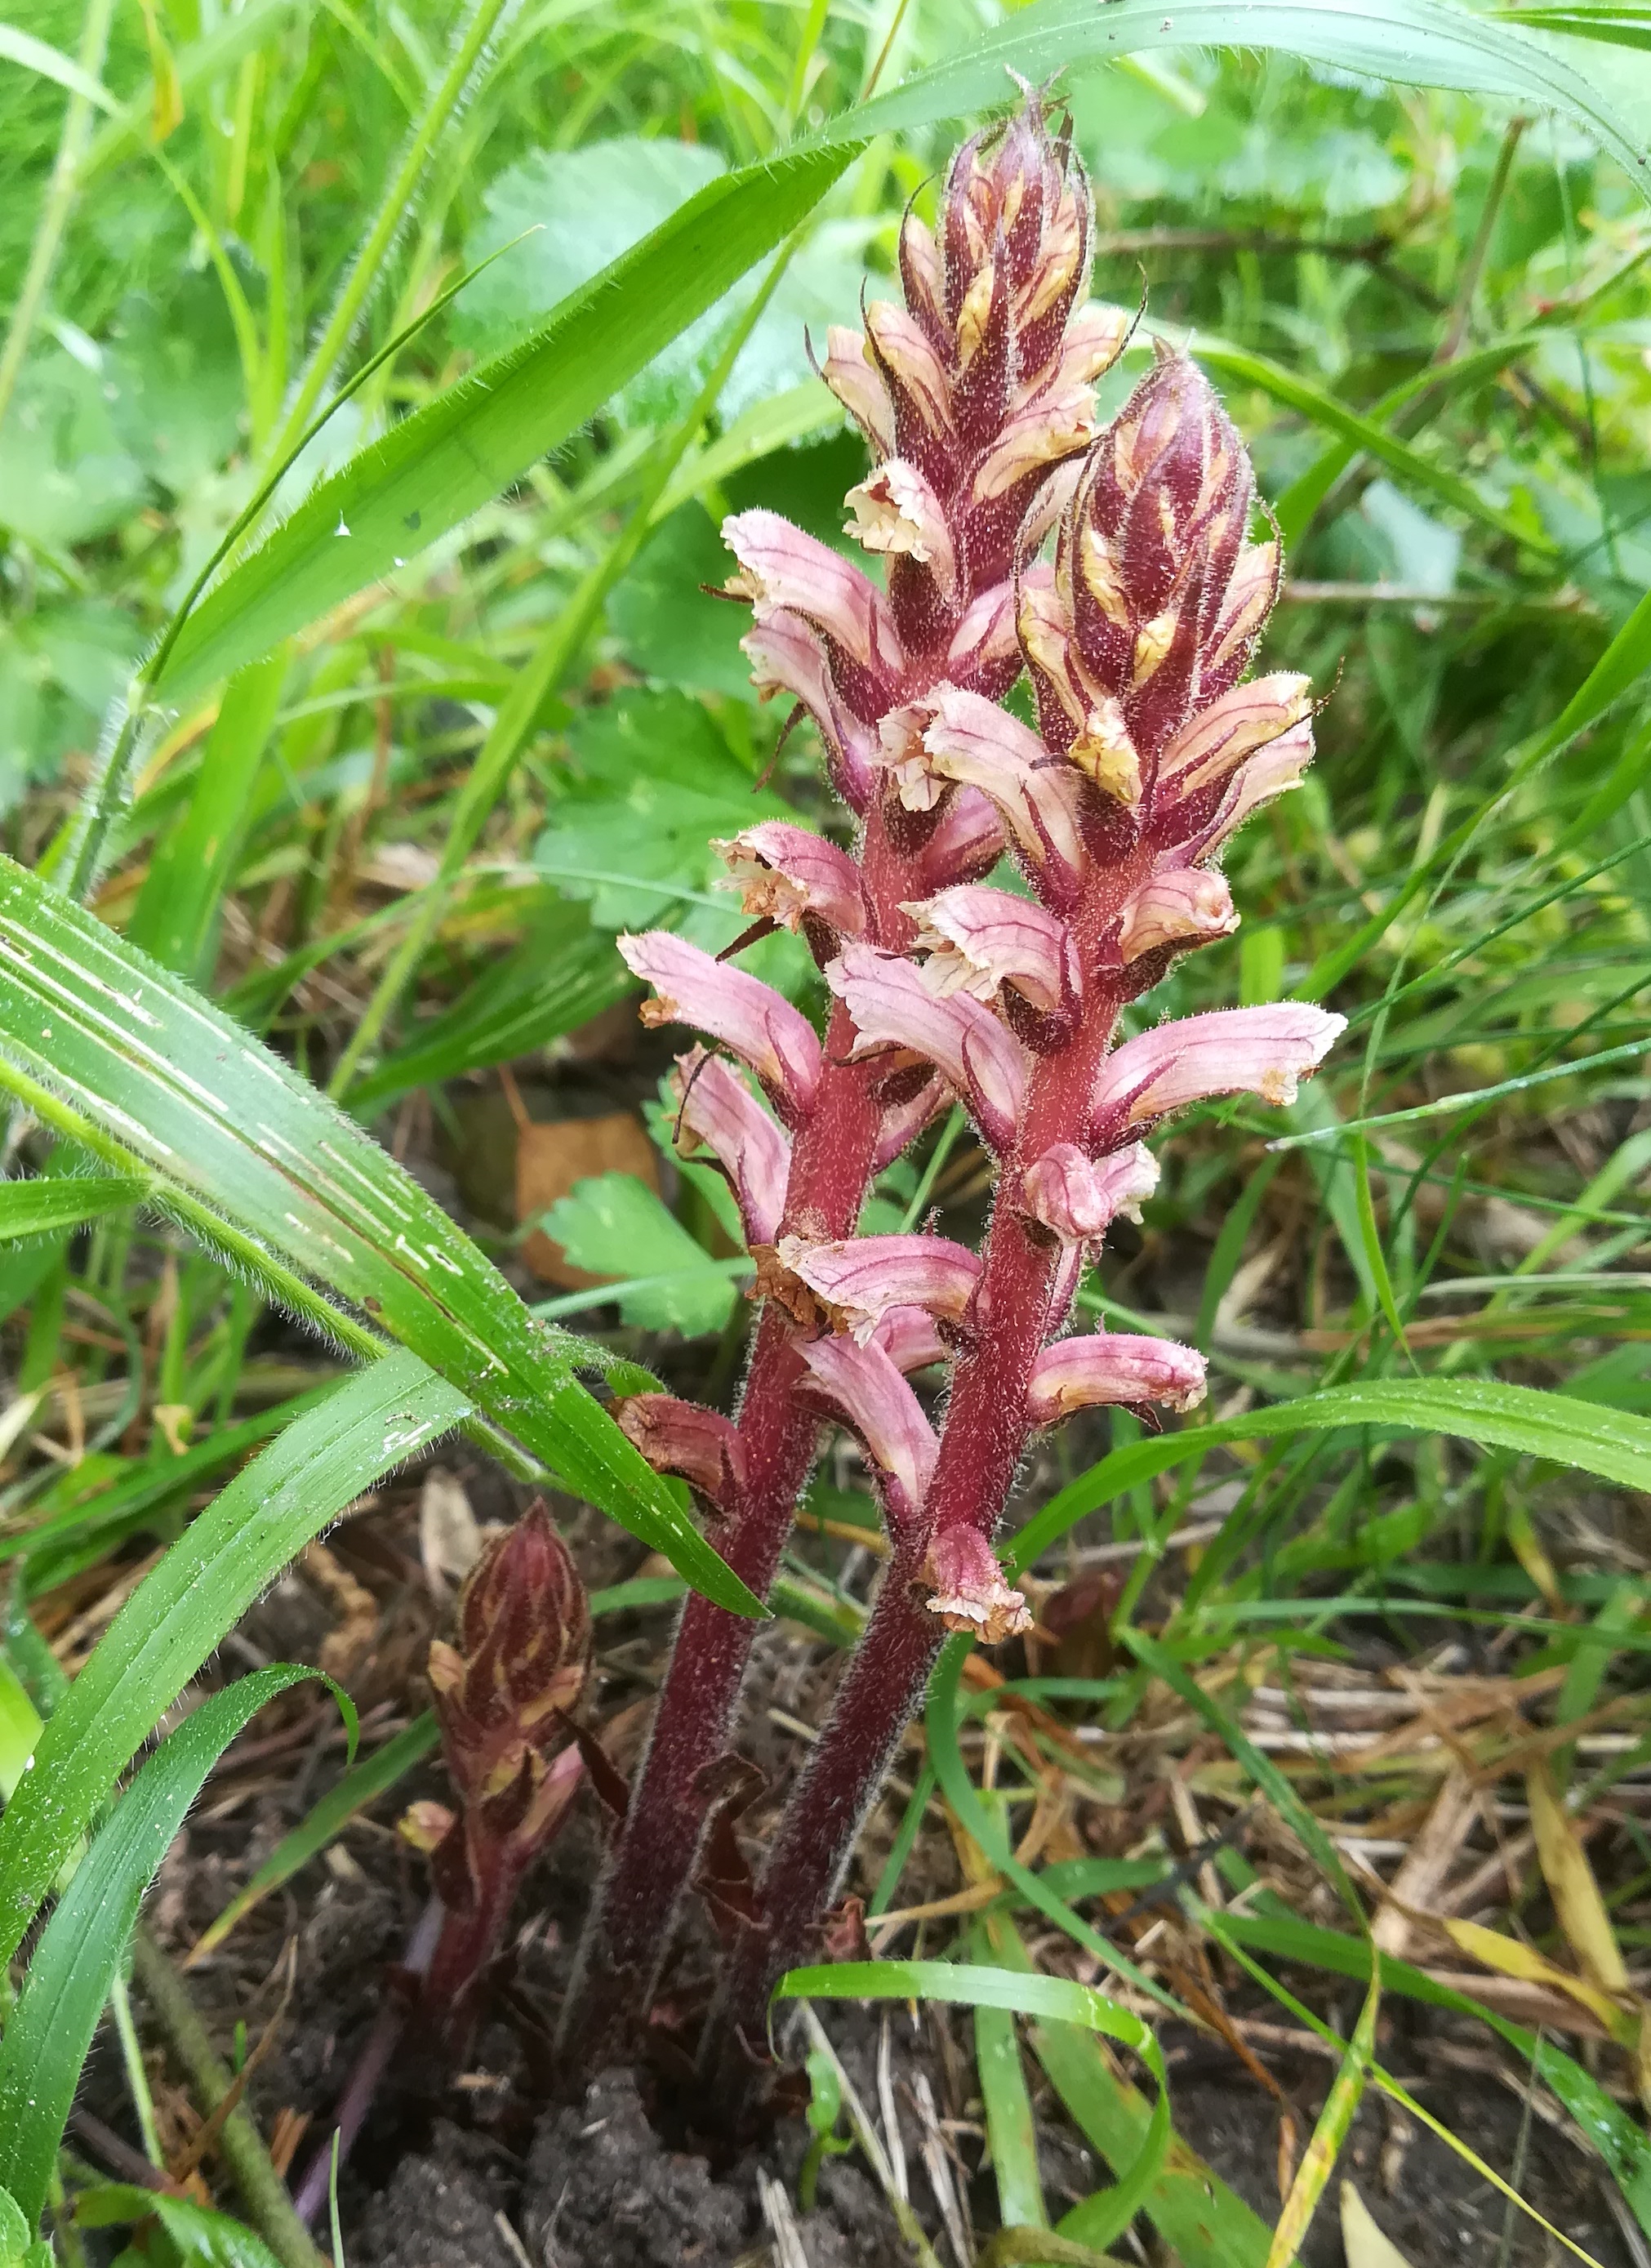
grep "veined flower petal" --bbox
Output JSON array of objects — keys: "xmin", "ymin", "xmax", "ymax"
[
  {"xmin": 906, "ymin": 884, "xmax": 1075, "ymax": 1016},
  {"xmin": 670, "ymin": 1048, "xmax": 792, "ymax": 1248},
  {"xmin": 1156, "ymin": 674, "xmax": 1313, "ymax": 798},
  {"xmin": 1021, "ymin": 1141, "xmax": 1159, "ymax": 1241},
  {"xmin": 972, "ymin": 383, "xmax": 1098, "ymax": 503},
  {"xmin": 1197, "ymin": 721, "xmax": 1315, "ymax": 856},
  {"xmin": 1115, "ymin": 867, "xmax": 1238, "ymax": 962},
  {"xmin": 821, "ymin": 324, "xmax": 895, "ymax": 456},
  {"xmin": 919, "ymin": 786, "xmax": 1006, "ymax": 891},
  {"xmin": 778, "ymin": 1231, "xmax": 980, "ymax": 1343},
  {"xmin": 714, "ymin": 822, "xmax": 866, "ymax": 942},
  {"xmin": 920, "ymin": 1526, "xmax": 1031, "ymax": 1643},
  {"xmin": 827, "ymin": 942, "xmax": 1029, "ymax": 1151},
  {"xmin": 864, "ymin": 300, "xmax": 954, "ymax": 436},
  {"xmin": 872, "ymin": 1071, "xmax": 950, "ymax": 1174},
  {"xmin": 723, "ymin": 509, "xmax": 903, "ymax": 682},
  {"xmin": 871, "ymin": 1303, "xmax": 949, "ymax": 1375},
  {"xmin": 619, "ymin": 932, "xmax": 823, "ymax": 1121},
  {"xmin": 798, "ymin": 1333, "xmax": 937, "ymax": 1530},
  {"xmin": 740, "ymin": 605, "xmax": 879, "ymax": 809},
  {"xmin": 946, "ymin": 580, "xmax": 1020, "ymax": 687},
  {"xmin": 920, "ymin": 687, "xmax": 1088, "ymax": 895},
  {"xmin": 1092, "ymin": 1004, "xmax": 1343, "ymax": 1135},
  {"xmin": 1026, "ymin": 1331, "xmax": 1208, "ymax": 1423}
]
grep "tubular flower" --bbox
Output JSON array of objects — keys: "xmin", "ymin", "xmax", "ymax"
[
  {"xmin": 797, "ymin": 1334, "xmax": 938, "ymax": 1532},
  {"xmin": 920, "ymin": 1526, "xmax": 1032, "ymax": 1643},
  {"xmin": 907, "ymin": 884, "xmax": 1077, "ymax": 1018},
  {"xmin": 714, "ymin": 822, "xmax": 866, "ymax": 951},
  {"xmin": 617, "ymin": 932, "xmax": 822, "ymax": 1123},
  {"xmin": 826, "ymin": 942, "xmax": 1029, "ymax": 1152},
  {"xmin": 777, "ymin": 1231, "xmax": 981, "ymax": 1343},
  {"xmin": 1020, "ymin": 1140, "xmax": 1159, "ymax": 1242},
  {"xmin": 1114, "ymin": 867, "xmax": 1238, "ymax": 964},
  {"xmin": 669, "ymin": 1049, "xmax": 791, "ymax": 1250},
  {"xmin": 616, "ymin": 1395, "xmax": 748, "ymax": 1515},
  {"xmin": 1026, "ymin": 1332, "xmax": 1208, "ymax": 1424},
  {"xmin": 1090, "ymin": 1004, "xmax": 1345, "ymax": 1141}
]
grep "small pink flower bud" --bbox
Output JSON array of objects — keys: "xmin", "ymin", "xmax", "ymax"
[
  {"xmin": 777, "ymin": 1230, "xmax": 980, "ymax": 1343},
  {"xmin": 844, "ymin": 460, "xmax": 959, "ymax": 599},
  {"xmin": 723, "ymin": 509, "xmax": 905, "ymax": 688},
  {"xmin": 827, "ymin": 942, "xmax": 1029, "ymax": 1152},
  {"xmin": 1199, "ymin": 538, "xmax": 1280, "ymax": 705},
  {"xmin": 619, "ymin": 932, "xmax": 822, "ymax": 1121},
  {"xmin": 1026, "ymin": 1332, "xmax": 1208, "ymax": 1424},
  {"xmin": 1155, "ymin": 674, "xmax": 1313, "ymax": 801},
  {"xmin": 669, "ymin": 1048, "xmax": 791, "ymax": 1249},
  {"xmin": 916, "ymin": 687, "xmax": 1088, "ymax": 901},
  {"xmin": 797, "ymin": 1334, "xmax": 937, "ymax": 1531},
  {"xmin": 714, "ymin": 822, "xmax": 866, "ymax": 946},
  {"xmin": 614, "ymin": 1394, "xmax": 747, "ymax": 1513},
  {"xmin": 1091, "ymin": 1004, "xmax": 1345, "ymax": 1138},
  {"xmin": 906, "ymin": 884, "xmax": 1076, "ymax": 1017},
  {"xmin": 898, "ymin": 212, "xmax": 947, "ymax": 340},
  {"xmin": 919, "ymin": 1525, "xmax": 1031, "ymax": 1644},
  {"xmin": 1115, "ymin": 868, "xmax": 1239, "ymax": 963},
  {"xmin": 820, "ymin": 325, "xmax": 895, "ymax": 456},
  {"xmin": 1020, "ymin": 1140, "xmax": 1159, "ymax": 1241}
]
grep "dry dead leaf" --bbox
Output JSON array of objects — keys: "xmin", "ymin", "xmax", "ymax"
[
  {"xmin": 1526, "ymin": 1761, "xmax": 1630, "ymax": 1997},
  {"xmin": 419, "ymin": 1464, "xmax": 483, "ymax": 1597},
  {"xmin": 1341, "ymin": 2180, "xmax": 1416, "ymax": 2268},
  {"xmin": 514, "ymin": 1109, "xmax": 661, "ymax": 1287},
  {"xmin": 1440, "ymin": 1916, "xmax": 1625, "ymax": 2034}
]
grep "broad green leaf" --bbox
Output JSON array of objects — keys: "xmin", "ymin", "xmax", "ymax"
[
  {"xmin": 0, "ymin": 858, "xmax": 754, "ymax": 1615},
  {"xmin": 0, "ymin": 1352, "xmax": 465, "ymax": 1971},
  {"xmin": 0, "ymin": 1170, "xmax": 149, "ymax": 1244},
  {"xmin": 542, "ymin": 1174, "xmax": 738, "ymax": 1336},
  {"xmin": 1008, "ymin": 1378, "xmax": 1651, "ymax": 1575},
  {"xmin": 148, "ymin": 145, "xmax": 857, "ymax": 708},
  {"xmin": 0, "ymin": 1666, "xmax": 325, "ymax": 2226},
  {"xmin": 833, "ymin": 0, "xmax": 1651, "ymax": 186}
]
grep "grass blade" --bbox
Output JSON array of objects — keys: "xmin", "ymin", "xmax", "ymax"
[{"xmin": 0, "ymin": 1171, "xmax": 150, "ymax": 1242}]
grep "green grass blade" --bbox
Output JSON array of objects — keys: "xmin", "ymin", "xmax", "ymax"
[
  {"xmin": 127, "ymin": 651, "xmax": 289, "ymax": 983},
  {"xmin": 0, "ymin": 858, "xmax": 754, "ymax": 1614},
  {"xmin": 970, "ymin": 1914, "xmax": 1051, "ymax": 2235},
  {"xmin": 1265, "ymin": 1968, "xmax": 1380, "ymax": 2268},
  {"xmin": 0, "ymin": 25, "xmax": 118, "ymax": 111},
  {"xmin": 0, "ymin": 1171, "xmax": 150, "ymax": 1243},
  {"xmin": 0, "ymin": 1351, "xmax": 465, "ymax": 1972},
  {"xmin": 0, "ymin": 1665, "xmax": 326, "ymax": 2227},
  {"xmin": 829, "ymin": 0, "xmax": 1651, "ymax": 191},
  {"xmin": 148, "ymin": 145, "xmax": 856, "ymax": 707},
  {"xmin": 1008, "ymin": 1378, "xmax": 1651, "ymax": 1575}
]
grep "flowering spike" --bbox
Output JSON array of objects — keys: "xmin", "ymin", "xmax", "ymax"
[
  {"xmin": 1026, "ymin": 1331, "xmax": 1208, "ymax": 1424},
  {"xmin": 920, "ymin": 1526, "xmax": 1031, "ymax": 1644},
  {"xmin": 714, "ymin": 822, "xmax": 866, "ymax": 953},
  {"xmin": 777, "ymin": 1230, "xmax": 980, "ymax": 1343},
  {"xmin": 1115, "ymin": 867, "xmax": 1239, "ymax": 964},
  {"xmin": 1090, "ymin": 1004, "xmax": 1345, "ymax": 1142},
  {"xmin": 1020, "ymin": 1140, "xmax": 1159, "ymax": 1242},
  {"xmin": 797, "ymin": 1334, "xmax": 938, "ymax": 1531},
  {"xmin": 616, "ymin": 1395, "xmax": 747, "ymax": 1514},
  {"xmin": 907, "ymin": 884, "xmax": 1077, "ymax": 1018},
  {"xmin": 827, "ymin": 942, "xmax": 1029, "ymax": 1152},
  {"xmin": 618, "ymin": 933, "xmax": 822, "ymax": 1122}
]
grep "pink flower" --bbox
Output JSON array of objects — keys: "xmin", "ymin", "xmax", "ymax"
[
  {"xmin": 972, "ymin": 383, "xmax": 1099, "ymax": 503},
  {"xmin": 1115, "ymin": 868, "xmax": 1238, "ymax": 963},
  {"xmin": 871, "ymin": 1304, "xmax": 949, "ymax": 1375},
  {"xmin": 615, "ymin": 1394, "xmax": 748, "ymax": 1511},
  {"xmin": 739, "ymin": 606, "xmax": 879, "ymax": 810},
  {"xmin": 917, "ymin": 787, "xmax": 1005, "ymax": 892},
  {"xmin": 797, "ymin": 1334, "xmax": 937, "ymax": 1531},
  {"xmin": 871, "ymin": 1071, "xmax": 950, "ymax": 1173},
  {"xmin": 618, "ymin": 933, "xmax": 822, "ymax": 1122},
  {"xmin": 915, "ymin": 687, "xmax": 1088, "ymax": 901},
  {"xmin": 777, "ymin": 1231, "xmax": 980, "ymax": 1343},
  {"xmin": 1198, "ymin": 537, "xmax": 1280, "ymax": 702},
  {"xmin": 714, "ymin": 822, "xmax": 866, "ymax": 944},
  {"xmin": 1091, "ymin": 1004, "xmax": 1344, "ymax": 1138},
  {"xmin": 1196, "ymin": 722, "xmax": 1315, "ymax": 858},
  {"xmin": 906, "ymin": 885, "xmax": 1076, "ymax": 1018},
  {"xmin": 820, "ymin": 324, "xmax": 895, "ymax": 457},
  {"xmin": 827, "ymin": 942, "xmax": 1028, "ymax": 1152},
  {"xmin": 946, "ymin": 581, "xmax": 1021, "ymax": 691},
  {"xmin": 1155, "ymin": 673, "xmax": 1313, "ymax": 800},
  {"xmin": 1026, "ymin": 1332, "xmax": 1208, "ymax": 1424},
  {"xmin": 1020, "ymin": 1141, "xmax": 1159, "ymax": 1241},
  {"xmin": 920, "ymin": 1525, "xmax": 1031, "ymax": 1643},
  {"xmin": 670, "ymin": 1048, "xmax": 792, "ymax": 1248},
  {"xmin": 723, "ymin": 510, "xmax": 904, "ymax": 685},
  {"xmin": 864, "ymin": 300, "xmax": 954, "ymax": 438},
  {"xmin": 843, "ymin": 461, "xmax": 958, "ymax": 600}
]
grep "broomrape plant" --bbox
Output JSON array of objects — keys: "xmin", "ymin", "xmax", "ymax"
[{"xmin": 557, "ymin": 94, "xmax": 1342, "ymax": 2092}]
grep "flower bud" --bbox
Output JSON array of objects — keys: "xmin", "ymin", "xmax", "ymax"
[
  {"xmin": 429, "ymin": 1504, "xmax": 591, "ymax": 1841},
  {"xmin": 820, "ymin": 325, "xmax": 895, "ymax": 457},
  {"xmin": 670, "ymin": 1048, "xmax": 790, "ymax": 1250},
  {"xmin": 1020, "ymin": 1141, "xmax": 1159, "ymax": 1242},
  {"xmin": 827, "ymin": 942, "xmax": 1029, "ymax": 1153},
  {"xmin": 615, "ymin": 1393, "xmax": 747, "ymax": 1514},
  {"xmin": 797, "ymin": 1334, "xmax": 937, "ymax": 1534}
]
